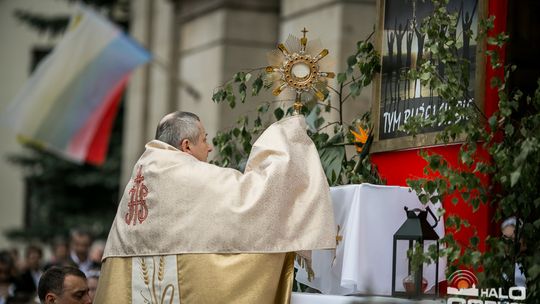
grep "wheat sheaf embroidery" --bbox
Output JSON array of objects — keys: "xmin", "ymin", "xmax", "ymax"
[{"xmin": 139, "ymin": 256, "xmax": 176, "ymax": 304}]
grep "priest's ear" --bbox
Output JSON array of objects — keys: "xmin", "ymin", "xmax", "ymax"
[{"xmin": 180, "ymin": 138, "xmax": 191, "ymax": 153}]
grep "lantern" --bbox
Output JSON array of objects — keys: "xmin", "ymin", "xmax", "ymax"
[{"xmin": 392, "ymin": 206, "xmax": 440, "ymax": 298}]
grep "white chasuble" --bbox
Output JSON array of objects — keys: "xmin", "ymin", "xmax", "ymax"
[{"xmin": 95, "ymin": 116, "xmax": 335, "ymax": 303}]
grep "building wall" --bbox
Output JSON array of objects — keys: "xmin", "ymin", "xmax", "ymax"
[
  {"xmin": 121, "ymin": 0, "xmax": 376, "ymax": 183},
  {"xmin": 0, "ymin": 0, "xmax": 378, "ymax": 248},
  {"xmin": 121, "ymin": 0, "xmax": 175, "ymax": 184},
  {"xmin": 280, "ymin": 0, "xmax": 376, "ymax": 125},
  {"xmin": 0, "ymin": 0, "xmax": 75, "ymax": 248},
  {"xmin": 121, "ymin": 0, "xmax": 281, "ymax": 185}
]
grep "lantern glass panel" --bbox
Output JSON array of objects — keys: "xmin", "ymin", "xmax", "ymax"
[{"xmin": 392, "ymin": 239, "xmax": 440, "ymax": 297}]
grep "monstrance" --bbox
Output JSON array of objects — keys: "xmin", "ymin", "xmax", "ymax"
[{"xmin": 266, "ymin": 28, "xmax": 335, "ymax": 114}]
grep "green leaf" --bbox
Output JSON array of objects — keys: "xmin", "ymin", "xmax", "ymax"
[
  {"xmin": 305, "ymin": 106, "xmax": 321, "ymax": 132},
  {"xmin": 529, "ymin": 264, "xmax": 540, "ymax": 280},
  {"xmin": 504, "ymin": 124, "xmax": 514, "ymax": 136},
  {"xmin": 428, "ymin": 155, "xmax": 441, "ymax": 170},
  {"xmin": 350, "ymin": 82, "xmax": 360, "ymax": 96},
  {"xmin": 510, "ymin": 170, "xmax": 521, "ymax": 186},
  {"xmin": 252, "ymin": 74, "xmax": 263, "ymax": 96},
  {"xmin": 347, "ymin": 55, "xmax": 357, "ymax": 67},
  {"xmin": 337, "ymin": 73, "xmax": 347, "ymax": 84},
  {"xmin": 212, "ymin": 90, "xmax": 225, "ymax": 103},
  {"xmin": 420, "ymin": 72, "xmax": 431, "ymax": 81},
  {"xmin": 225, "ymin": 83, "xmax": 234, "ymax": 95},
  {"xmin": 239, "ymin": 82, "xmax": 247, "ymax": 103},
  {"xmin": 488, "ymin": 115, "xmax": 497, "ymax": 129},
  {"xmin": 258, "ymin": 103, "xmax": 269, "ymax": 113},
  {"xmin": 318, "ymin": 143, "xmax": 345, "ymax": 185},
  {"xmin": 227, "ymin": 93, "xmax": 236, "ymax": 108},
  {"xmin": 254, "ymin": 116, "xmax": 262, "ymax": 128},
  {"xmin": 274, "ymin": 107, "xmax": 284, "ymax": 120},
  {"xmin": 233, "ymin": 72, "xmax": 245, "ymax": 82},
  {"xmin": 460, "ymin": 151, "xmax": 472, "ymax": 165}
]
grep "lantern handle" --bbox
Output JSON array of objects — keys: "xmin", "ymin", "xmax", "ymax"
[
  {"xmin": 404, "ymin": 206, "xmax": 423, "ymax": 213},
  {"xmin": 426, "ymin": 206, "xmax": 439, "ymax": 228}
]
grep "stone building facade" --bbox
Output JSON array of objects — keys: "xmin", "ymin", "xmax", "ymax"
[
  {"xmin": 122, "ymin": 0, "xmax": 376, "ymax": 184},
  {"xmin": 0, "ymin": 0, "xmax": 376, "ymax": 247}
]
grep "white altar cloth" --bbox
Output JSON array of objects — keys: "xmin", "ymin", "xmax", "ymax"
[
  {"xmin": 295, "ymin": 184, "xmax": 446, "ymax": 296},
  {"xmin": 291, "ymin": 292, "xmax": 444, "ymax": 304}
]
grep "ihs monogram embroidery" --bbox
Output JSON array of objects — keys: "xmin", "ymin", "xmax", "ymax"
[{"xmin": 125, "ymin": 165, "xmax": 149, "ymax": 225}]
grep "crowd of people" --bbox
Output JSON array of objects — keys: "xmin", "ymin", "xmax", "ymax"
[{"xmin": 0, "ymin": 229, "xmax": 103, "ymax": 304}]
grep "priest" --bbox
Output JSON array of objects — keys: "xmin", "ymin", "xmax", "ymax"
[{"xmin": 94, "ymin": 111, "xmax": 336, "ymax": 303}]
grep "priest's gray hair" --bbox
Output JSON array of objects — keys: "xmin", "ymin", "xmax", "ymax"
[{"xmin": 155, "ymin": 111, "xmax": 201, "ymax": 148}]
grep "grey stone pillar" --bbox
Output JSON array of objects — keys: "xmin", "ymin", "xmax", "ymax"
[
  {"xmin": 176, "ymin": 0, "xmax": 280, "ymax": 140},
  {"xmin": 122, "ymin": 0, "xmax": 280, "ymax": 185},
  {"xmin": 122, "ymin": 0, "xmax": 175, "ymax": 185}
]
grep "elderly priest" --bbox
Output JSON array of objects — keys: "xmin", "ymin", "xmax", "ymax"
[{"xmin": 94, "ymin": 111, "xmax": 336, "ymax": 303}]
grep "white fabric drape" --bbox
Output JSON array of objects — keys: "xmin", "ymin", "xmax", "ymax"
[
  {"xmin": 103, "ymin": 116, "xmax": 336, "ymax": 258},
  {"xmin": 295, "ymin": 184, "xmax": 446, "ymax": 296}
]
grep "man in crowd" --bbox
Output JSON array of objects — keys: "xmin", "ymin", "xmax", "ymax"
[
  {"xmin": 0, "ymin": 250, "xmax": 18, "ymax": 304},
  {"xmin": 37, "ymin": 266, "xmax": 91, "ymax": 304},
  {"xmin": 44, "ymin": 237, "xmax": 71, "ymax": 270},
  {"xmin": 17, "ymin": 244, "xmax": 44, "ymax": 297},
  {"xmin": 95, "ymin": 111, "xmax": 336, "ymax": 303},
  {"xmin": 68, "ymin": 230, "xmax": 97, "ymax": 277}
]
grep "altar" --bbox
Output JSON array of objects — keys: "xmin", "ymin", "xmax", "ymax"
[
  {"xmin": 295, "ymin": 184, "xmax": 447, "ymax": 296},
  {"xmin": 290, "ymin": 292, "xmax": 444, "ymax": 304}
]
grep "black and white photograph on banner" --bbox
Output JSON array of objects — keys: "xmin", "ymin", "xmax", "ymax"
[{"xmin": 377, "ymin": 0, "xmax": 482, "ymax": 143}]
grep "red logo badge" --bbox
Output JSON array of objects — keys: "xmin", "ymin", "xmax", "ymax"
[{"xmin": 125, "ymin": 166, "xmax": 149, "ymax": 225}]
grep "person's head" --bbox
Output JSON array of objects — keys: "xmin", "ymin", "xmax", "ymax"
[
  {"xmin": 155, "ymin": 111, "xmax": 213, "ymax": 162},
  {"xmin": 69, "ymin": 230, "xmax": 93, "ymax": 262},
  {"xmin": 52, "ymin": 237, "xmax": 69, "ymax": 262},
  {"xmin": 0, "ymin": 250, "xmax": 15, "ymax": 284},
  {"xmin": 25, "ymin": 244, "xmax": 43, "ymax": 271},
  {"xmin": 38, "ymin": 266, "xmax": 91, "ymax": 304}
]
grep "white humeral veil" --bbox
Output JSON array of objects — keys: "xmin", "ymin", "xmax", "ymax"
[
  {"xmin": 103, "ymin": 115, "xmax": 336, "ymax": 257},
  {"xmin": 96, "ymin": 116, "xmax": 336, "ymax": 304}
]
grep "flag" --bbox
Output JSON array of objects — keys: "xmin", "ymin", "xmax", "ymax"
[{"xmin": 0, "ymin": 7, "xmax": 151, "ymax": 165}]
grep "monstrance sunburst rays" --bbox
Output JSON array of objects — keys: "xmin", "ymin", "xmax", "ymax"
[{"xmin": 266, "ymin": 28, "xmax": 335, "ymax": 114}]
